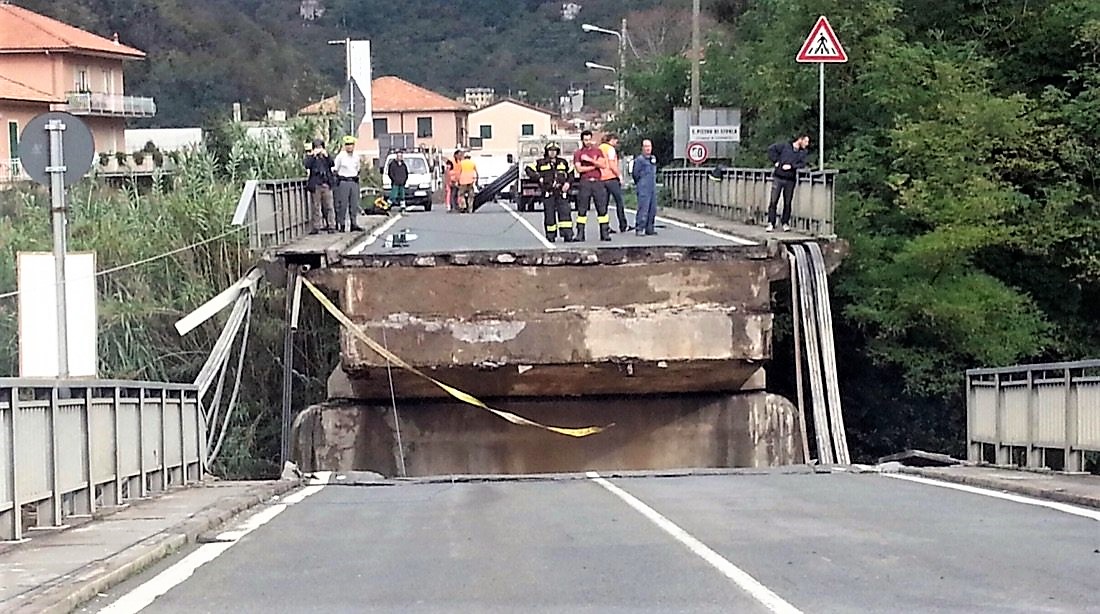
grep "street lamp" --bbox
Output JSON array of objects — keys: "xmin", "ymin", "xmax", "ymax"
[
  {"xmin": 327, "ymin": 38, "xmax": 353, "ymax": 136},
  {"xmin": 585, "ymin": 61, "xmax": 616, "ymax": 72},
  {"xmin": 603, "ymin": 85, "xmax": 618, "ymax": 91},
  {"xmin": 581, "ymin": 20, "xmax": 627, "ymax": 113}
]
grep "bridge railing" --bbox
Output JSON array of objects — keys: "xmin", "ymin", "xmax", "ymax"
[
  {"xmin": 233, "ymin": 179, "xmax": 313, "ymax": 252},
  {"xmin": 662, "ymin": 167, "xmax": 838, "ymax": 237},
  {"xmin": 0, "ymin": 380, "xmax": 205, "ymax": 541},
  {"xmin": 967, "ymin": 360, "xmax": 1100, "ymax": 471}
]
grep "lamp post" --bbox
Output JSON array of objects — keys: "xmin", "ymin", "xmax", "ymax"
[
  {"xmin": 581, "ymin": 21, "xmax": 627, "ymax": 113},
  {"xmin": 327, "ymin": 38, "xmax": 353, "ymax": 135},
  {"xmin": 691, "ymin": 0, "xmax": 701, "ymax": 124}
]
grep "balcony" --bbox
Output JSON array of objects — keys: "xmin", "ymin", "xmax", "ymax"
[
  {"xmin": 0, "ymin": 158, "xmax": 30, "ymax": 184},
  {"xmin": 66, "ymin": 92, "xmax": 156, "ymax": 118}
]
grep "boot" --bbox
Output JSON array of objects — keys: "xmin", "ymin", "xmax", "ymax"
[
  {"xmin": 600, "ymin": 224, "xmax": 612, "ymax": 241},
  {"xmin": 545, "ymin": 232, "xmax": 557, "ymax": 243},
  {"xmin": 575, "ymin": 224, "xmax": 587, "ymax": 242},
  {"xmin": 561, "ymin": 229, "xmax": 575, "ymax": 242}
]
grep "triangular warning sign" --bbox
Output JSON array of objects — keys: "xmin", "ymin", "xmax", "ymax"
[{"xmin": 797, "ymin": 16, "xmax": 847, "ymax": 63}]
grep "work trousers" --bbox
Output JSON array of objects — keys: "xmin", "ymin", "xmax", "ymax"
[
  {"xmin": 604, "ymin": 178, "xmax": 627, "ymax": 230},
  {"xmin": 635, "ymin": 184, "xmax": 657, "ymax": 235},
  {"xmin": 389, "ymin": 184, "xmax": 407, "ymax": 205},
  {"xmin": 310, "ymin": 184, "xmax": 335, "ymax": 231},
  {"xmin": 457, "ymin": 184, "xmax": 475, "ymax": 212},
  {"xmin": 334, "ymin": 179, "xmax": 362, "ymax": 229},
  {"xmin": 576, "ymin": 178, "xmax": 610, "ymax": 240},
  {"xmin": 542, "ymin": 190, "xmax": 574, "ymax": 242},
  {"xmin": 768, "ymin": 177, "xmax": 796, "ymax": 226}
]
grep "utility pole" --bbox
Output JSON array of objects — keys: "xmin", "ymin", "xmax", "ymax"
[
  {"xmin": 328, "ymin": 38, "xmax": 353, "ymax": 136},
  {"xmin": 618, "ymin": 18, "xmax": 627, "ymax": 114},
  {"xmin": 47, "ymin": 119, "xmax": 69, "ymax": 378},
  {"xmin": 690, "ymin": 0, "xmax": 701, "ymax": 124}
]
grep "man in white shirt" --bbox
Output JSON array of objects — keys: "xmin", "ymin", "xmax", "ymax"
[{"xmin": 331, "ymin": 135, "xmax": 364, "ymax": 232}]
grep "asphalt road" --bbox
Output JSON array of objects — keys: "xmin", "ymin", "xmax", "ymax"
[
  {"xmin": 91, "ymin": 472, "xmax": 1100, "ymax": 613},
  {"xmin": 345, "ymin": 200, "xmax": 756, "ymax": 256}
]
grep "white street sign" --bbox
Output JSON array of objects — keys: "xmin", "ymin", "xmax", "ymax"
[{"xmin": 689, "ymin": 125, "xmax": 741, "ymax": 142}]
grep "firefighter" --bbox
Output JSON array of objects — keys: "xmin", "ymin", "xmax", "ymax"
[{"xmin": 524, "ymin": 142, "xmax": 574, "ymax": 242}]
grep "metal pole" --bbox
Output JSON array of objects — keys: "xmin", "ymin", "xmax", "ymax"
[
  {"xmin": 819, "ymin": 62, "xmax": 825, "ymax": 172},
  {"xmin": 690, "ymin": 0, "xmax": 701, "ymax": 124},
  {"xmin": 46, "ymin": 119, "xmax": 69, "ymax": 378},
  {"xmin": 618, "ymin": 18, "xmax": 627, "ymax": 114},
  {"xmin": 280, "ymin": 266, "xmax": 301, "ymax": 468},
  {"xmin": 345, "ymin": 38, "xmax": 353, "ymax": 137}
]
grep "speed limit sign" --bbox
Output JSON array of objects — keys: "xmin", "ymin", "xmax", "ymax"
[{"xmin": 686, "ymin": 141, "xmax": 709, "ymax": 165}]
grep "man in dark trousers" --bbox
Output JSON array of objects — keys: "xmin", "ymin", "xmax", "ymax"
[
  {"xmin": 572, "ymin": 129, "xmax": 611, "ymax": 241},
  {"xmin": 766, "ymin": 134, "xmax": 810, "ymax": 232},
  {"xmin": 387, "ymin": 150, "xmax": 409, "ymax": 211},
  {"xmin": 303, "ymin": 138, "xmax": 335, "ymax": 234},
  {"xmin": 525, "ymin": 142, "xmax": 574, "ymax": 242}
]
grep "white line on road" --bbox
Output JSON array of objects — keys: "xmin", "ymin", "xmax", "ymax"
[
  {"xmin": 586, "ymin": 471, "xmax": 802, "ymax": 614},
  {"xmin": 626, "ymin": 208, "xmax": 757, "ymax": 246},
  {"xmin": 347, "ymin": 214, "xmax": 405, "ymax": 254},
  {"xmin": 99, "ymin": 474, "xmax": 331, "ymax": 614},
  {"xmin": 884, "ymin": 473, "xmax": 1100, "ymax": 522},
  {"xmin": 497, "ymin": 201, "xmax": 556, "ymax": 250}
]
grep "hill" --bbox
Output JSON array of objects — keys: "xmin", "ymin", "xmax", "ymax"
[{"xmin": 10, "ymin": 0, "xmax": 668, "ymax": 126}]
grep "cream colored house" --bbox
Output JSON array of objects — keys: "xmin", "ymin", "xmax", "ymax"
[{"xmin": 467, "ymin": 99, "xmax": 556, "ymax": 156}]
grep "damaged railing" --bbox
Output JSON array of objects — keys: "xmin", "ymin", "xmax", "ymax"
[
  {"xmin": 0, "ymin": 380, "xmax": 205, "ymax": 541},
  {"xmin": 662, "ymin": 167, "xmax": 838, "ymax": 237},
  {"xmin": 968, "ymin": 360, "xmax": 1100, "ymax": 471},
  {"xmin": 233, "ymin": 179, "xmax": 314, "ymax": 252}
]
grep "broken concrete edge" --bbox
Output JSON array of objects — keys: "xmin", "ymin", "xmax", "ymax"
[
  {"xmin": 337, "ymin": 243, "xmax": 778, "ymax": 268},
  {"xmin": 896, "ymin": 466, "xmax": 1100, "ymax": 512},
  {"xmin": 11, "ymin": 479, "xmax": 303, "ymax": 614}
]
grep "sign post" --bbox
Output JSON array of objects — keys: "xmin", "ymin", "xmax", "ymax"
[{"xmin": 797, "ymin": 16, "xmax": 847, "ymax": 171}]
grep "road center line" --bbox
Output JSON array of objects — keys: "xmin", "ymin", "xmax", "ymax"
[
  {"xmin": 347, "ymin": 213, "xmax": 405, "ymax": 254},
  {"xmin": 626, "ymin": 207, "xmax": 757, "ymax": 245},
  {"xmin": 586, "ymin": 471, "xmax": 802, "ymax": 614},
  {"xmin": 99, "ymin": 473, "xmax": 332, "ymax": 614},
  {"xmin": 497, "ymin": 201, "xmax": 556, "ymax": 250},
  {"xmin": 883, "ymin": 473, "xmax": 1100, "ymax": 521}
]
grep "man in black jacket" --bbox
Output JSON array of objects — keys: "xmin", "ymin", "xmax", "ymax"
[
  {"xmin": 303, "ymin": 138, "xmax": 335, "ymax": 234},
  {"xmin": 387, "ymin": 151, "xmax": 409, "ymax": 211},
  {"xmin": 766, "ymin": 134, "xmax": 810, "ymax": 232}
]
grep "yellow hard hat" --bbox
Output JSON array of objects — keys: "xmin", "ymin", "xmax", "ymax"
[{"xmin": 341, "ymin": 135, "xmax": 357, "ymax": 145}]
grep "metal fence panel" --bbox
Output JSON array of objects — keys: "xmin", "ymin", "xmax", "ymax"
[
  {"xmin": 16, "ymin": 404, "xmax": 50, "ymax": 498},
  {"xmin": 164, "ymin": 398, "xmax": 183, "ymax": 468},
  {"xmin": 1000, "ymin": 384, "xmax": 1030, "ymax": 445},
  {"xmin": 1078, "ymin": 381, "xmax": 1100, "ymax": 449},
  {"xmin": 0, "ymin": 408, "xmax": 11, "ymax": 509},
  {"xmin": 118, "ymin": 400, "xmax": 141, "ymax": 478},
  {"xmin": 1035, "ymin": 383, "xmax": 1067, "ymax": 447},
  {"xmin": 972, "ymin": 384, "xmax": 998, "ymax": 440},
  {"xmin": 90, "ymin": 401, "xmax": 116, "ymax": 484},
  {"xmin": 56, "ymin": 403, "xmax": 87, "ymax": 493},
  {"xmin": 141, "ymin": 399, "xmax": 163, "ymax": 472}
]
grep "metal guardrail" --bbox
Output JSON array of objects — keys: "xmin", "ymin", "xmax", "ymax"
[
  {"xmin": 967, "ymin": 360, "xmax": 1100, "ymax": 471},
  {"xmin": 662, "ymin": 167, "xmax": 838, "ymax": 237},
  {"xmin": 0, "ymin": 380, "xmax": 205, "ymax": 541},
  {"xmin": 1, "ymin": 158, "xmax": 29, "ymax": 183},
  {"xmin": 66, "ymin": 92, "xmax": 157, "ymax": 118},
  {"xmin": 233, "ymin": 178, "xmax": 382, "ymax": 252}
]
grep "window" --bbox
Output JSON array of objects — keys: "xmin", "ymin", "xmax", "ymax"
[
  {"xmin": 102, "ymin": 69, "xmax": 114, "ymax": 94},
  {"xmin": 74, "ymin": 68, "xmax": 90, "ymax": 93},
  {"xmin": 479, "ymin": 125, "xmax": 492, "ymax": 140},
  {"xmin": 521, "ymin": 124, "xmax": 535, "ymax": 136},
  {"xmin": 416, "ymin": 117, "xmax": 433, "ymax": 138},
  {"xmin": 469, "ymin": 137, "xmax": 483, "ymax": 149},
  {"xmin": 8, "ymin": 121, "xmax": 18, "ymax": 159},
  {"xmin": 373, "ymin": 117, "xmax": 388, "ymax": 137}
]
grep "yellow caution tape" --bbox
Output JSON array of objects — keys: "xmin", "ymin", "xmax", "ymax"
[{"xmin": 301, "ymin": 278, "xmax": 607, "ymax": 438}]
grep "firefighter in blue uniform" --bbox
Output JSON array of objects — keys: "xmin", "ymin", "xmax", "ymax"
[{"xmin": 524, "ymin": 143, "xmax": 575, "ymax": 242}]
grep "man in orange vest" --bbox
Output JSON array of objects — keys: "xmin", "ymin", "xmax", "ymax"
[
  {"xmin": 599, "ymin": 133, "xmax": 629, "ymax": 233},
  {"xmin": 456, "ymin": 150, "xmax": 479, "ymax": 212}
]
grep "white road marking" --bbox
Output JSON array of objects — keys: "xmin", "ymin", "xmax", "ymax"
[
  {"xmin": 497, "ymin": 201, "xmax": 556, "ymax": 250},
  {"xmin": 626, "ymin": 208, "xmax": 757, "ymax": 245},
  {"xmin": 346, "ymin": 214, "xmax": 405, "ymax": 254},
  {"xmin": 586, "ymin": 471, "xmax": 802, "ymax": 614},
  {"xmin": 99, "ymin": 478, "xmax": 330, "ymax": 614},
  {"xmin": 884, "ymin": 473, "xmax": 1100, "ymax": 522}
]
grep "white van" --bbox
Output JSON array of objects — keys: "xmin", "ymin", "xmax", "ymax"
[{"xmin": 381, "ymin": 151, "xmax": 434, "ymax": 211}]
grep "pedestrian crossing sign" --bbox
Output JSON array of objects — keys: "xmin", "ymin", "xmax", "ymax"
[{"xmin": 797, "ymin": 16, "xmax": 847, "ymax": 63}]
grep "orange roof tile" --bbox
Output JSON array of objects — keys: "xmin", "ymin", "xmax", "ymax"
[
  {"xmin": 298, "ymin": 94, "xmax": 340, "ymax": 116},
  {"xmin": 0, "ymin": 4, "xmax": 145, "ymax": 59},
  {"xmin": 476, "ymin": 98, "xmax": 558, "ymax": 117},
  {"xmin": 0, "ymin": 72, "xmax": 63, "ymax": 103},
  {"xmin": 371, "ymin": 76, "xmax": 470, "ymax": 113}
]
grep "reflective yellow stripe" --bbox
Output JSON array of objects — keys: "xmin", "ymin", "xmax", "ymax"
[
  {"xmin": 577, "ymin": 216, "xmax": 587, "ymax": 224},
  {"xmin": 558, "ymin": 221, "xmax": 573, "ymax": 229},
  {"xmin": 546, "ymin": 224, "xmax": 558, "ymax": 232},
  {"xmin": 597, "ymin": 215, "xmax": 610, "ymax": 224}
]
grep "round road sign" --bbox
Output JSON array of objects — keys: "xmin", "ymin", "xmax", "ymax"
[
  {"xmin": 19, "ymin": 112, "xmax": 96, "ymax": 187},
  {"xmin": 686, "ymin": 140, "xmax": 709, "ymax": 165}
]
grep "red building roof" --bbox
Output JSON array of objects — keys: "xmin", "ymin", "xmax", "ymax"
[
  {"xmin": 371, "ymin": 76, "xmax": 470, "ymax": 113},
  {"xmin": 0, "ymin": 3, "xmax": 145, "ymax": 59}
]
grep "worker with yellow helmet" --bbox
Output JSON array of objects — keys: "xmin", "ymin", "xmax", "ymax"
[{"xmin": 332, "ymin": 135, "xmax": 364, "ymax": 232}]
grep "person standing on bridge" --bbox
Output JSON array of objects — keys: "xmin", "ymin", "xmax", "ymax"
[
  {"xmin": 573, "ymin": 130, "xmax": 611, "ymax": 242},
  {"xmin": 303, "ymin": 138, "xmax": 336, "ymax": 234},
  {"xmin": 525, "ymin": 142, "xmax": 574, "ymax": 242},
  {"xmin": 332, "ymin": 136, "xmax": 364, "ymax": 232},
  {"xmin": 766, "ymin": 134, "xmax": 810, "ymax": 232},
  {"xmin": 600, "ymin": 133, "xmax": 630, "ymax": 233},
  {"xmin": 387, "ymin": 150, "xmax": 409, "ymax": 212},
  {"xmin": 632, "ymin": 139, "xmax": 659, "ymax": 237},
  {"xmin": 456, "ymin": 150, "xmax": 478, "ymax": 213}
]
